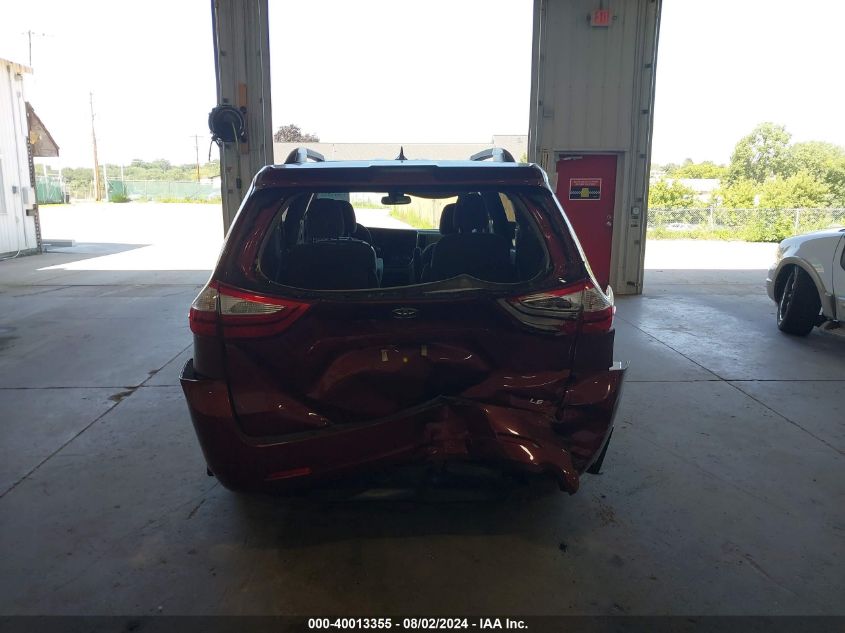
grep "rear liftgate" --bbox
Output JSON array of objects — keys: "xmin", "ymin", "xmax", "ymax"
[{"xmin": 186, "ymin": 279, "xmax": 626, "ymax": 492}]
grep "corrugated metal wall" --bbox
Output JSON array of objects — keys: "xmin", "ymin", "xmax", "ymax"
[
  {"xmin": 0, "ymin": 60, "xmax": 38, "ymax": 257},
  {"xmin": 531, "ymin": 0, "xmax": 647, "ymax": 152},
  {"xmin": 529, "ymin": 0, "xmax": 661, "ymax": 294}
]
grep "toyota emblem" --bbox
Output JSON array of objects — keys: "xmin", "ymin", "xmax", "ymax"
[{"xmin": 392, "ymin": 307, "xmax": 419, "ymax": 319}]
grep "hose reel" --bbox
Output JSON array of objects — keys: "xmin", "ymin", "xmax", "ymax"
[{"xmin": 208, "ymin": 105, "xmax": 246, "ymax": 144}]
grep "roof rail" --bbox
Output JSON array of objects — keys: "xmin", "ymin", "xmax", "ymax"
[
  {"xmin": 469, "ymin": 147, "xmax": 516, "ymax": 163},
  {"xmin": 284, "ymin": 147, "xmax": 326, "ymax": 165}
]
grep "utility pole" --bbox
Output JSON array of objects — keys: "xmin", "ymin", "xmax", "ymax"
[
  {"xmin": 22, "ymin": 30, "xmax": 47, "ymax": 67},
  {"xmin": 102, "ymin": 163, "xmax": 109, "ymax": 202},
  {"xmin": 191, "ymin": 135, "xmax": 201, "ymax": 182},
  {"xmin": 90, "ymin": 92, "xmax": 101, "ymax": 201}
]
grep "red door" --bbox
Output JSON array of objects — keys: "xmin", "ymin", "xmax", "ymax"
[{"xmin": 555, "ymin": 155, "xmax": 617, "ymax": 289}]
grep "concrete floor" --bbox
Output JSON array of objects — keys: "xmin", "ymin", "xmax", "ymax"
[{"xmin": 0, "ymin": 239, "xmax": 843, "ymax": 616}]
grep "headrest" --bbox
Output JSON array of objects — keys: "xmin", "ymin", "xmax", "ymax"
[
  {"xmin": 439, "ymin": 203, "xmax": 457, "ymax": 235},
  {"xmin": 335, "ymin": 200, "xmax": 357, "ymax": 234},
  {"xmin": 306, "ymin": 198, "xmax": 345, "ymax": 240},
  {"xmin": 454, "ymin": 194, "xmax": 487, "ymax": 233}
]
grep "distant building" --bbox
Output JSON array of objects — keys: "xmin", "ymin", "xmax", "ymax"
[
  {"xmin": 675, "ymin": 178, "xmax": 720, "ymax": 204},
  {"xmin": 273, "ymin": 135, "xmax": 528, "ymax": 164},
  {"xmin": 0, "ymin": 57, "xmax": 59, "ymax": 257}
]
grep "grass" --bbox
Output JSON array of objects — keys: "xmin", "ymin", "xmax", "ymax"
[
  {"xmin": 647, "ymin": 227, "xmax": 743, "ymax": 240},
  {"xmin": 387, "ymin": 198, "xmax": 453, "ymax": 230},
  {"xmin": 648, "ymin": 219, "xmax": 844, "ymax": 242},
  {"xmin": 348, "ymin": 199, "xmax": 387, "ymax": 209},
  {"xmin": 120, "ymin": 196, "xmax": 222, "ymax": 204},
  {"xmin": 388, "ymin": 207, "xmax": 437, "ymax": 229}
]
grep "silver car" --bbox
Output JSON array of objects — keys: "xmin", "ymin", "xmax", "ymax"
[{"xmin": 766, "ymin": 228, "xmax": 845, "ymax": 335}]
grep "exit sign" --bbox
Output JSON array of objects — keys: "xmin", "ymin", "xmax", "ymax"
[{"xmin": 591, "ymin": 8, "xmax": 612, "ymax": 27}]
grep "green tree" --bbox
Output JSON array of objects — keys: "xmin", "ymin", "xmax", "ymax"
[
  {"xmin": 758, "ymin": 171, "xmax": 829, "ymax": 208},
  {"xmin": 648, "ymin": 178, "xmax": 698, "ymax": 208},
  {"xmin": 787, "ymin": 141, "xmax": 842, "ymax": 177},
  {"xmin": 726, "ymin": 122, "xmax": 792, "ymax": 184},
  {"xmin": 273, "ymin": 124, "xmax": 319, "ymax": 143},
  {"xmin": 786, "ymin": 141, "xmax": 845, "ymax": 206},
  {"xmin": 200, "ymin": 159, "xmax": 221, "ymax": 180},
  {"xmin": 660, "ymin": 162, "xmax": 680, "ymax": 175},
  {"xmin": 667, "ymin": 160, "xmax": 728, "ymax": 179},
  {"xmin": 715, "ymin": 179, "xmax": 757, "ymax": 208},
  {"xmin": 826, "ymin": 155, "xmax": 845, "ymax": 206},
  {"xmin": 118, "ymin": 159, "xmax": 219, "ymax": 182},
  {"xmin": 743, "ymin": 209, "xmax": 796, "ymax": 242}
]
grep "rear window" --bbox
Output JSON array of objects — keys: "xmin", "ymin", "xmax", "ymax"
[{"xmin": 229, "ymin": 185, "xmax": 580, "ymax": 294}]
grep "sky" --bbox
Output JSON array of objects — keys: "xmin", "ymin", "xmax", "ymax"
[{"xmin": 1, "ymin": 0, "xmax": 843, "ymax": 169}]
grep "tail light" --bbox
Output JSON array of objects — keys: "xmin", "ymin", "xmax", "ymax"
[
  {"xmin": 189, "ymin": 281, "xmax": 310, "ymax": 338},
  {"xmin": 501, "ymin": 281, "xmax": 614, "ymax": 333}
]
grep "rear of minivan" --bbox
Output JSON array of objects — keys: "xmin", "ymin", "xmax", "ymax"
[{"xmin": 180, "ymin": 161, "xmax": 626, "ymax": 494}]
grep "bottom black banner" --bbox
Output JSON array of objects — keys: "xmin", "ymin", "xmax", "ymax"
[{"xmin": 1, "ymin": 616, "xmax": 843, "ymax": 633}]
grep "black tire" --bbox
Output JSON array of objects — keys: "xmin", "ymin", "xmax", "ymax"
[{"xmin": 777, "ymin": 266, "xmax": 821, "ymax": 336}]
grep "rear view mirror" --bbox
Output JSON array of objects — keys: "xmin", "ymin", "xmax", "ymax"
[{"xmin": 381, "ymin": 192, "xmax": 412, "ymax": 205}]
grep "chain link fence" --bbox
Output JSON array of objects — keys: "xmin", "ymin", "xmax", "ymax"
[
  {"xmin": 647, "ymin": 207, "xmax": 845, "ymax": 242},
  {"xmin": 42, "ymin": 179, "xmax": 222, "ymax": 202},
  {"xmin": 109, "ymin": 180, "xmax": 220, "ymax": 202},
  {"xmin": 35, "ymin": 175, "xmax": 66, "ymax": 204}
]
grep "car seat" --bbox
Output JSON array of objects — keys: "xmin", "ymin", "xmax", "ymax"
[
  {"xmin": 418, "ymin": 202, "xmax": 456, "ymax": 281},
  {"xmin": 424, "ymin": 194, "xmax": 514, "ymax": 283},
  {"xmin": 281, "ymin": 199, "xmax": 379, "ymax": 290},
  {"xmin": 336, "ymin": 200, "xmax": 374, "ymax": 244}
]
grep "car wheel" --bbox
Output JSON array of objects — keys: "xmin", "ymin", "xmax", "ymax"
[{"xmin": 777, "ymin": 266, "xmax": 821, "ymax": 336}]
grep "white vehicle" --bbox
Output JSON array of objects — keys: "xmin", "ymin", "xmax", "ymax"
[{"xmin": 766, "ymin": 228, "xmax": 845, "ymax": 335}]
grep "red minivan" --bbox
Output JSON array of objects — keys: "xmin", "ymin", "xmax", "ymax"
[{"xmin": 181, "ymin": 148, "xmax": 627, "ymax": 494}]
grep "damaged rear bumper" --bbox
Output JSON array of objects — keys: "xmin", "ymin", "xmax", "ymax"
[{"xmin": 180, "ymin": 360, "xmax": 627, "ymax": 494}]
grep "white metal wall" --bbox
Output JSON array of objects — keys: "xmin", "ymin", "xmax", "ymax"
[
  {"xmin": 0, "ymin": 60, "xmax": 37, "ymax": 256},
  {"xmin": 529, "ymin": 0, "xmax": 661, "ymax": 294}
]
